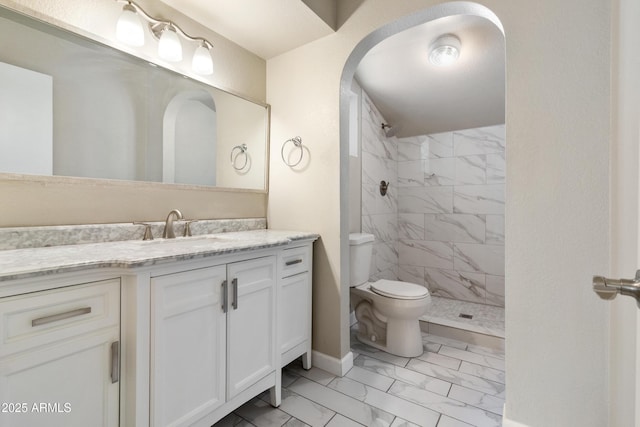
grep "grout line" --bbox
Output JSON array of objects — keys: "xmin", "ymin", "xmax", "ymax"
[{"xmin": 324, "ymin": 413, "xmax": 337, "ymax": 426}]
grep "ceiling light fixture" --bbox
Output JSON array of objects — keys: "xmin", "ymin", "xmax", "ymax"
[
  {"xmin": 115, "ymin": 0, "xmax": 214, "ymax": 75},
  {"xmin": 429, "ymin": 34, "xmax": 461, "ymax": 67}
]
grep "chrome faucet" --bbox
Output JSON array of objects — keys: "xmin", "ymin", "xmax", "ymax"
[{"xmin": 162, "ymin": 209, "xmax": 183, "ymax": 239}]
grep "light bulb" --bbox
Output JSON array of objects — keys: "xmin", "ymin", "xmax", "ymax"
[
  {"xmin": 429, "ymin": 34, "xmax": 461, "ymax": 66},
  {"xmin": 192, "ymin": 43, "xmax": 213, "ymax": 75},
  {"xmin": 116, "ymin": 4, "xmax": 144, "ymax": 47},
  {"xmin": 158, "ymin": 26, "xmax": 182, "ymax": 62}
]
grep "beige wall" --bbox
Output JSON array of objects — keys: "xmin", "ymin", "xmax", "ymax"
[
  {"xmin": 0, "ymin": 0, "xmax": 267, "ymax": 226},
  {"xmin": 0, "ymin": 0, "xmax": 616, "ymax": 424},
  {"xmin": 267, "ymin": 1, "xmax": 610, "ymax": 426},
  {"xmin": 609, "ymin": 0, "xmax": 640, "ymax": 424}
]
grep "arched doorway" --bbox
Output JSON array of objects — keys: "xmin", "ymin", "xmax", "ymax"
[{"xmin": 338, "ymin": 2, "xmax": 506, "ymax": 422}]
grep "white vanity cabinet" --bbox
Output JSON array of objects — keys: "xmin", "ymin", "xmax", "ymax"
[
  {"xmin": 0, "ymin": 278, "xmax": 121, "ymax": 427},
  {"xmin": 0, "ymin": 229, "xmax": 317, "ymax": 427},
  {"xmin": 278, "ymin": 243, "xmax": 312, "ymax": 368},
  {"xmin": 150, "ymin": 255, "xmax": 277, "ymax": 427},
  {"xmin": 226, "ymin": 256, "xmax": 277, "ymax": 398},
  {"xmin": 150, "ymin": 265, "xmax": 227, "ymax": 427}
]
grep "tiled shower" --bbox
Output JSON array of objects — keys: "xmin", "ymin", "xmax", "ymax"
[{"xmin": 358, "ymin": 89, "xmax": 505, "ymax": 308}]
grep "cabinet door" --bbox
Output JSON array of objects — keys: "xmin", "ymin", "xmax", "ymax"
[
  {"xmin": 151, "ymin": 266, "xmax": 227, "ymax": 427},
  {"xmin": 280, "ymin": 272, "xmax": 311, "ymax": 354},
  {"xmin": 226, "ymin": 256, "xmax": 276, "ymax": 399},
  {"xmin": 0, "ymin": 279, "xmax": 120, "ymax": 427}
]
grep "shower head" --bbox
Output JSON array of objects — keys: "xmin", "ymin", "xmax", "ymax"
[{"xmin": 381, "ymin": 123, "xmax": 396, "ymax": 137}]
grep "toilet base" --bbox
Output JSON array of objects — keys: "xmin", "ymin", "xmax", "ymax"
[
  {"xmin": 351, "ymin": 282, "xmax": 429, "ymax": 358},
  {"xmin": 355, "ymin": 317, "xmax": 424, "ymax": 358},
  {"xmin": 386, "ymin": 318, "xmax": 424, "ymax": 358},
  {"xmin": 355, "ymin": 321, "xmax": 423, "ymax": 358},
  {"xmin": 355, "ymin": 332, "xmax": 388, "ymax": 354}
]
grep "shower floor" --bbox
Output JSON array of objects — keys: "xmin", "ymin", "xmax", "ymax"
[{"xmin": 421, "ymin": 296, "xmax": 505, "ymax": 339}]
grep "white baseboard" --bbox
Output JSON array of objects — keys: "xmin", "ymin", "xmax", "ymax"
[
  {"xmin": 312, "ymin": 350, "xmax": 354, "ymax": 376},
  {"xmin": 502, "ymin": 405, "xmax": 530, "ymax": 427}
]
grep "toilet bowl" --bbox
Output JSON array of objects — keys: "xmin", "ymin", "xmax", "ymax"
[{"xmin": 349, "ymin": 233, "xmax": 431, "ymax": 358}]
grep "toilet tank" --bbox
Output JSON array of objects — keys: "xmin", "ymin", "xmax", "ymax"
[{"xmin": 349, "ymin": 233, "xmax": 375, "ymax": 287}]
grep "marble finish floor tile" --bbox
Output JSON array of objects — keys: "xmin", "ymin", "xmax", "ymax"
[
  {"xmin": 214, "ymin": 330, "xmax": 505, "ymax": 427},
  {"xmin": 420, "ymin": 297, "xmax": 505, "ymax": 338},
  {"xmin": 406, "ymin": 359, "xmax": 505, "ymax": 397},
  {"xmin": 416, "ymin": 351, "xmax": 462, "ymax": 371},
  {"xmin": 276, "ymin": 389, "xmax": 336, "ymax": 427},
  {"xmin": 289, "ymin": 377, "xmax": 396, "ymax": 426},
  {"xmin": 437, "ymin": 416, "xmax": 475, "ymax": 427},
  {"xmin": 328, "ymin": 376, "xmax": 440, "ymax": 427},
  {"xmin": 437, "ymin": 347, "xmax": 505, "ymax": 371},
  {"xmin": 447, "ymin": 385, "xmax": 504, "ymax": 416},
  {"xmin": 353, "ymin": 355, "xmax": 452, "ymax": 396},
  {"xmin": 325, "ymin": 414, "xmax": 365, "ymax": 427},
  {"xmin": 388, "ymin": 381, "xmax": 502, "ymax": 427},
  {"xmin": 345, "ymin": 365, "xmax": 396, "ymax": 392},
  {"xmin": 458, "ymin": 362, "xmax": 505, "ymax": 385},
  {"xmin": 285, "ymin": 362, "xmax": 337, "ymax": 386},
  {"xmin": 234, "ymin": 398, "xmax": 294, "ymax": 427},
  {"xmin": 390, "ymin": 418, "xmax": 421, "ymax": 427}
]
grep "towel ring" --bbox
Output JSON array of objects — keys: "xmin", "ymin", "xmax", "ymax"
[
  {"xmin": 231, "ymin": 144, "xmax": 248, "ymax": 171},
  {"xmin": 281, "ymin": 136, "xmax": 304, "ymax": 167}
]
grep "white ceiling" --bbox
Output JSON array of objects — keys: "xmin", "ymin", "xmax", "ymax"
[
  {"xmin": 162, "ymin": 2, "xmax": 505, "ymax": 138},
  {"xmin": 159, "ymin": 0, "xmax": 336, "ymax": 59},
  {"xmin": 355, "ymin": 14, "xmax": 505, "ymax": 137}
]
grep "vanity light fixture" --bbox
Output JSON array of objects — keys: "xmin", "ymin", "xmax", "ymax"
[
  {"xmin": 115, "ymin": 0, "xmax": 214, "ymax": 75},
  {"xmin": 157, "ymin": 24, "xmax": 182, "ymax": 62},
  {"xmin": 192, "ymin": 41, "xmax": 214, "ymax": 75},
  {"xmin": 115, "ymin": 3, "xmax": 144, "ymax": 46},
  {"xmin": 429, "ymin": 34, "xmax": 461, "ymax": 66}
]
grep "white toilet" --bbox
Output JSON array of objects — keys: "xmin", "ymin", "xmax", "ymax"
[{"xmin": 349, "ymin": 233, "xmax": 431, "ymax": 358}]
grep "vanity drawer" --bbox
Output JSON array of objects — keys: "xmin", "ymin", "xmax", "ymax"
[
  {"xmin": 280, "ymin": 245, "xmax": 311, "ymax": 278},
  {"xmin": 0, "ymin": 278, "xmax": 120, "ymax": 357}
]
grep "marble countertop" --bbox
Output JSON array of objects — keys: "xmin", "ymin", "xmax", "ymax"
[{"xmin": 0, "ymin": 229, "xmax": 318, "ymax": 282}]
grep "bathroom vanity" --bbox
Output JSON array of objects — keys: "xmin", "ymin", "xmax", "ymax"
[{"xmin": 0, "ymin": 224, "xmax": 316, "ymax": 427}]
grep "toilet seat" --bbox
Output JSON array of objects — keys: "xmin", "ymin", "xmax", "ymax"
[{"xmin": 370, "ymin": 280, "xmax": 429, "ymax": 300}]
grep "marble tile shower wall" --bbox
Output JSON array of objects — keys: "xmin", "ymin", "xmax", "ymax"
[
  {"xmin": 396, "ymin": 125, "xmax": 506, "ymax": 306},
  {"xmin": 358, "ymin": 88, "xmax": 505, "ymax": 306},
  {"xmin": 360, "ymin": 92, "xmax": 399, "ymax": 281}
]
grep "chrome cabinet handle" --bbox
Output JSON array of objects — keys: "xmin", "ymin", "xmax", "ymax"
[
  {"xmin": 31, "ymin": 307, "xmax": 92, "ymax": 327},
  {"xmin": 110, "ymin": 341, "xmax": 120, "ymax": 384},
  {"xmin": 221, "ymin": 280, "xmax": 228, "ymax": 313},
  {"xmin": 285, "ymin": 259, "xmax": 303, "ymax": 266},
  {"xmin": 593, "ymin": 270, "xmax": 640, "ymax": 307},
  {"xmin": 232, "ymin": 278, "xmax": 238, "ymax": 310}
]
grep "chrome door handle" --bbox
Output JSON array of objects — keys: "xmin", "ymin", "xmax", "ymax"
[
  {"xmin": 232, "ymin": 278, "xmax": 238, "ymax": 310},
  {"xmin": 31, "ymin": 307, "xmax": 92, "ymax": 327},
  {"xmin": 221, "ymin": 280, "xmax": 228, "ymax": 313},
  {"xmin": 111, "ymin": 341, "xmax": 120, "ymax": 384},
  {"xmin": 593, "ymin": 270, "xmax": 640, "ymax": 307}
]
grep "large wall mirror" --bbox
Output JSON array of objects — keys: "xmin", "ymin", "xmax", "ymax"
[{"xmin": 0, "ymin": 5, "xmax": 268, "ymax": 191}]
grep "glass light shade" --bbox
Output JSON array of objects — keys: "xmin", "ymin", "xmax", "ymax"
[
  {"xmin": 158, "ymin": 26, "xmax": 182, "ymax": 62},
  {"xmin": 192, "ymin": 44, "xmax": 213, "ymax": 75},
  {"xmin": 429, "ymin": 34, "xmax": 461, "ymax": 66},
  {"xmin": 116, "ymin": 5, "xmax": 144, "ymax": 47}
]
